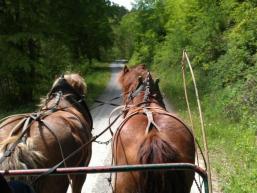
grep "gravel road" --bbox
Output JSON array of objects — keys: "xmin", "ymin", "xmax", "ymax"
[
  {"xmin": 67, "ymin": 62, "xmax": 208, "ymax": 193},
  {"xmin": 82, "ymin": 62, "xmax": 123, "ymax": 193}
]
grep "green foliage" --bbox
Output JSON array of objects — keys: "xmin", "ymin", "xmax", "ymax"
[
  {"xmin": 115, "ymin": 0, "xmax": 257, "ymax": 191},
  {"xmin": 116, "ymin": 0, "xmax": 257, "ymax": 122},
  {"xmin": 0, "ymin": 61, "xmax": 110, "ymax": 119},
  {"xmin": 105, "ymin": 4, "xmax": 129, "ymax": 60},
  {"xmin": 0, "ymin": 0, "xmax": 124, "ymax": 108},
  {"xmin": 111, "ymin": 11, "xmax": 141, "ymax": 60},
  {"xmin": 205, "ymin": 116, "xmax": 257, "ymax": 193},
  {"xmin": 84, "ymin": 61, "xmax": 111, "ymax": 105},
  {"xmin": 113, "ymin": 0, "xmax": 166, "ymax": 63}
]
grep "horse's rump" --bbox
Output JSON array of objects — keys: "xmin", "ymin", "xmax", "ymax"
[{"xmin": 138, "ymin": 131, "xmax": 192, "ymax": 193}]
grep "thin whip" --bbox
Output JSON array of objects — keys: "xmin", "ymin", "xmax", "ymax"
[
  {"xmin": 182, "ymin": 51, "xmax": 202, "ymax": 185},
  {"xmin": 181, "ymin": 50, "xmax": 212, "ymax": 193}
]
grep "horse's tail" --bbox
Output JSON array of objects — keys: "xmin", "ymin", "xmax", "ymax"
[
  {"xmin": 0, "ymin": 136, "xmax": 45, "ymax": 170},
  {"xmin": 137, "ymin": 132, "xmax": 189, "ymax": 193}
]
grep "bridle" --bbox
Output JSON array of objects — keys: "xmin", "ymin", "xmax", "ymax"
[{"xmin": 122, "ymin": 72, "xmax": 165, "ymax": 112}]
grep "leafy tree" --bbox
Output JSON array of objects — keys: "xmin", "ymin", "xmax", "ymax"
[
  {"xmin": 114, "ymin": 0, "xmax": 257, "ymax": 191},
  {"xmin": 0, "ymin": 0, "xmax": 120, "ymax": 107},
  {"xmin": 115, "ymin": 0, "xmax": 256, "ymax": 121}
]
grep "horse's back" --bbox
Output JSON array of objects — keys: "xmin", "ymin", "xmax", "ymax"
[
  {"xmin": 154, "ymin": 112, "xmax": 195, "ymax": 161},
  {"xmin": 114, "ymin": 109, "xmax": 195, "ymax": 193},
  {"xmin": 0, "ymin": 116, "xmax": 25, "ymax": 141},
  {"xmin": 117, "ymin": 111, "xmax": 195, "ymax": 161},
  {"xmin": 29, "ymin": 108, "xmax": 92, "ymax": 166}
]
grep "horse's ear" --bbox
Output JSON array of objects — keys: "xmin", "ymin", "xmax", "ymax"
[
  {"xmin": 154, "ymin": 78, "xmax": 160, "ymax": 87},
  {"xmin": 123, "ymin": 65, "xmax": 129, "ymax": 74},
  {"xmin": 140, "ymin": 64, "xmax": 146, "ymax": 69},
  {"xmin": 138, "ymin": 76, "xmax": 143, "ymax": 83}
]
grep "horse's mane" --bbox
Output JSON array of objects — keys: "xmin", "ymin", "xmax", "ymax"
[{"xmin": 0, "ymin": 137, "xmax": 46, "ymax": 170}]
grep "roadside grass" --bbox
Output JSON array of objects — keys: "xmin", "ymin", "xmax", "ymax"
[
  {"xmin": 152, "ymin": 65, "xmax": 257, "ymax": 193},
  {"xmin": 203, "ymin": 109, "xmax": 257, "ymax": 193},
  {"xmin": 0, "ymin": 61, "xmax": 110, "ymax": 119},
  {"xmin": 84, "ymin": 62, "xmax": 110, "ymax": 105}
]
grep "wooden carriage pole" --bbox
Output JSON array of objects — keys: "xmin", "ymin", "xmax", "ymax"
[{"xmin": 181, "ymin": 50, "xmax": 213, "ymax": 193}]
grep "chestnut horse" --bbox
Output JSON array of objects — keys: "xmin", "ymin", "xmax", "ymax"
[
  {"xmin": 113, "ymin": 64, "xmax": 195, "ymax": 193},
  {"xmin": 0, "ymin": 74, "xmax": 93, "ymax": 193}
]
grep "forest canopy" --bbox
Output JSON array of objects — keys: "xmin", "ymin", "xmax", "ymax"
[
  {"xmin": 0, "ymin": 0, "xmax": 127, "ymax": 107},
  {"xmin": 114, "ymin": 0, "xmax": 257, "ymax": 123}
]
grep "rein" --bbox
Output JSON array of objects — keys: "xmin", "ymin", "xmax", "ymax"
[
  {"xmin": 33, "ymin": 86, "xmax": 155, "ymax": 185},
  {"xmin": 90, "ymin": 97, "xmax": 121, "ymax": 110},
  {"xmin": 32, "ymin": 108, "xmax": 124, "ymax": 184}
]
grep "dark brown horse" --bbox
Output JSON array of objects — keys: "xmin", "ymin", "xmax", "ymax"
[
  {"xmin": 0, "ymin": 74, "xmax": 93, "ymax": 193},
  {"xmin": 113, "ymin": 64, "xmax": 195, "ymax": 193}
]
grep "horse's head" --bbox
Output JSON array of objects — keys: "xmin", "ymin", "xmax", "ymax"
[
  {"xmin": 44, "ymin": 73, "xmax": 92, "ymax": 125},
  {"xmin": 118, "ymin": 64, "xmax": 149, "ymax": 93},
  {"xmin": 39, "ymin": 73, "xmax": 89, "ymax": 111},
  {"xmin": 51, "ymin": 73, "xmax": 87, "ymax": 97},
  {"xmin": 118, "ymin": 64, "xmax": 164, "ymax": 106}
]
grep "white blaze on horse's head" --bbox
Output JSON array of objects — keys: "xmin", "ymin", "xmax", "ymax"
[{"xmin": 53, "ymin": 73, "xmax": 87, "ymax": 96}]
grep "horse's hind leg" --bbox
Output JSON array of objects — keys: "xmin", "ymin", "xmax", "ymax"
[
  {"xmin": 71, "ymin": 174, "xmax": 86, "ymax": 193},
  {"xmin": 114, "ymin": 173, "xmax": 137, "ymax": 193}
]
